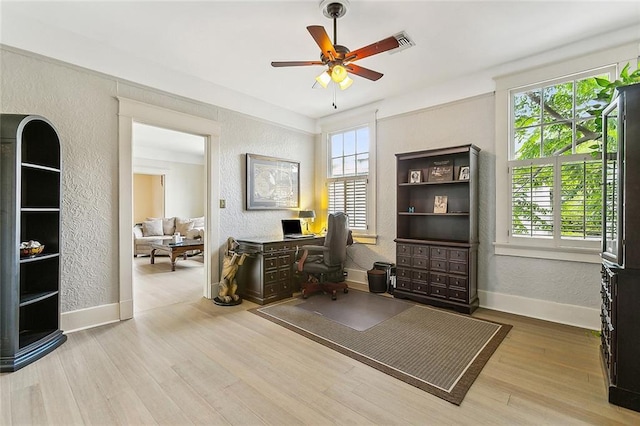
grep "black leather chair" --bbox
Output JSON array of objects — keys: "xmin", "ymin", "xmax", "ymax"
[{"xmin": 294, "ymin": 212, "xmax": 351, "ymax": 300}]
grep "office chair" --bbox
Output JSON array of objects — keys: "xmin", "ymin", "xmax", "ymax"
[{"xmin": 294, "ymin": 212, "xmax": 351, "ymax": 300}]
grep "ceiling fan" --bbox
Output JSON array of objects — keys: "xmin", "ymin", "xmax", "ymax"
[{"xmin": 271, "ymin": 0, "xmax": 399, "ymax": 91}]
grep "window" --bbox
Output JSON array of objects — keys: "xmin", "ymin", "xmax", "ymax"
[
  {"xmin": 327, "ymin": 126, "xmax": 369, "ymax": 231},
  {"xmin": 509, "ymin": 68, "xmax": 613, "ymax": 248}
]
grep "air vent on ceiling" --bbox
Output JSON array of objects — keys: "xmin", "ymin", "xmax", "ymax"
[{"xmin": 390, "ymin": 31, "xmax": 415, "ymax": 54}]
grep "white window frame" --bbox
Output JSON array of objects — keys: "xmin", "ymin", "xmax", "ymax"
[
  {"xmin": 319, "ymin": 110, "xmax": 377, "ymax": 244},
  {"xmin": 494, "ymin": 45, "xmax": 637, "ymax": 263}
]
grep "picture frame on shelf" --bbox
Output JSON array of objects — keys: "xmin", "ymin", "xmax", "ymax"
[
  {"xmin": 428, "ymin": 160, "xmax": 453, "ymax": 182},
  {"xmin": 434, "ymin": 195, "xmax": 448, "ymax": 214},
  {"xmin": 458, "ymin": 166, "xmax": 470, "ymax": 180},
  {"xmin": 409, "ymin": 169, "xmax": 422, "ymax": 183}
]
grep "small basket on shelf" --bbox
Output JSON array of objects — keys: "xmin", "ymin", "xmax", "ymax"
[{"xmin": 20, "ymin": 242, "xmax": 45, "ymax": 258}]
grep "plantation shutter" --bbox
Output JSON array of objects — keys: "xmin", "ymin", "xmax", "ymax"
[
  {"xmin": 511, "ymin": 164, "xmax": 554, "ymax": 237},
  {"xmin": 560, "ymin": 159, "xmax": 602, "ymax": 238},
  {"xmin": 328, "ymin": 177, "xmax": 367, "ymax": 230}
]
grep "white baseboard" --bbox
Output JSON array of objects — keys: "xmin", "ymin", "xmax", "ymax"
[
  {"xmin": 478, "ymin": 290, "xmax": 599, "ymax": 330},
  {"xmin": 61, "ymin": 303, "xmax": 120, "ymax": 333},
  {"xmin": 345, "ymin": 267, "xmax": 367, "ymax": 284},
  {"xmin": 120, "ymin": 299, "xmax": 133, "ymax": 320},
  {"xmin": 348, "ymin": 267, "xmax": 599, "ymax": 330},
  {"xmin": 61, "ymin": 275, "xmax": 599, "ymax": 333}
]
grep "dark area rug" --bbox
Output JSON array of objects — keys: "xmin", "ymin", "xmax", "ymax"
[{"xmin": 252, "ymin": 291, "xmax": 511, "ymax": 405}]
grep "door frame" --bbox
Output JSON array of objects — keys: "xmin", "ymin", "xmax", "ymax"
[{"xmin": 118, "ymin": 97, "xmax": 221, "ymax": 320}]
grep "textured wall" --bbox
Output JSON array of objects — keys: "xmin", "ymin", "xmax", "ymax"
[
  {"xmin": 1, "ymin": 49, "xmax": 119, "ymax": 311},
  {"xmin": 218, "ymin": 108, "xmax": 316, "ymax": 242},
  {"xmin": 0, "ymin": 47, "xmax": 315, "ymax": 312}
]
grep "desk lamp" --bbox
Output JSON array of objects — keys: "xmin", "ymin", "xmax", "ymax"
[{"xmin": 298, "ymin": 210, "xmax": 316, "ymax": 233}]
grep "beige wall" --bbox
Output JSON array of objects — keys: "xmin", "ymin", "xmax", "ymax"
[{"xmin": 133, "ymin": 174, "xmax": 163, "ymax": 223}]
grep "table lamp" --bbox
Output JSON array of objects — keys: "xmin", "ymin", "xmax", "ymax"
[{"xmin": 298, "ymin": 210, "xmax": 316, "ymax": 233}]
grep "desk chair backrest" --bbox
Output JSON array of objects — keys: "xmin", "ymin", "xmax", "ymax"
[{"xmin": 323, "ymin": 212, "xmax": 349, "ymax": 267}]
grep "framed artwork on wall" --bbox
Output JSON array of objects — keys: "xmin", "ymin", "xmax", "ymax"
[{"xmin": 246, "ymin": 153, "xmax": 299, "ymax": 210}]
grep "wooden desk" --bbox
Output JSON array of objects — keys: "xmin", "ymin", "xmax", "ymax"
[{"xmin": 236, "ymin": 236, "xmax": 324, "ymax": 305}]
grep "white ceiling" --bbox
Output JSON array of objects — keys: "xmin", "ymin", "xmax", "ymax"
[{"xmin": 2, "ymin": 1, "xmax": 640, "ymax": 132}]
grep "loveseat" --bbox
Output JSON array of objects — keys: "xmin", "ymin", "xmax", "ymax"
[{"xmin": 133, "ymin": 216, "xmax": 204, "ymax": 256}]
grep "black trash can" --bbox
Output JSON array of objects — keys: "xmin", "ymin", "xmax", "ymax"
[
  {"xmin": 373, "ymin": 261, "xmax": 396, "ymax": 294},
  {"xmin": 367, "ymin": 269, "xmax": 387, "ymax": 293}
]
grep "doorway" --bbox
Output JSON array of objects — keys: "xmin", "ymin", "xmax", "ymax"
[
  {"xmin": 131, "ymin": 123, "xmax": 206, "ymax": 314},
  {"xmin": 118, "ymin": 98, "xmax": 221, "ymax": 321}
]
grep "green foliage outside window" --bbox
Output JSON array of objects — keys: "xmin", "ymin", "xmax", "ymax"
[{"xmin": 511, "ymin": 64, "xmax": 640, "ymax": 240}]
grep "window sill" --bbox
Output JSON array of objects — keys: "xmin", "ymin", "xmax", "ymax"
[
  {"xmin": 353, "ymin": 233, "xmax": 377, "ymax": 245},
  {"xmin": 493, "ymin": 242, "xmax": 601, "ymax": 263}
]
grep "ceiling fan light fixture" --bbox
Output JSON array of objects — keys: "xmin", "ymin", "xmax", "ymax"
[
  {"xmin": 331, "ymin": 64, "xmax": 348, "ymax": 83},
  {"xmin": 315, "ymin": 71, "xmax": 331, "ymax": 88},
  {"xmin": 338, "ymin": 75, "xmax": 353, "ymax": 90}
]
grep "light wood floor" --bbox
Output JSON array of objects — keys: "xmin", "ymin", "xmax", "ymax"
[
  {"xmin": 2, "ymin": 268, "xmax": 640, "ymax": 425},
  {"xmin": 132, "ymin": 255, "xmax": 204, "ymax": 314}
]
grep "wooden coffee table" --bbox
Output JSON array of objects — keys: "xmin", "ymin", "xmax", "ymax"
[{"xmin": 150, "ymin": 239, "xmax": 204, "ymax": 271}]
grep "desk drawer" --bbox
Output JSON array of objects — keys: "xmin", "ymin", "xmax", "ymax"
[
  {"xmin": 264, "ymin": 270, "xmax": 278, "ymax": 284},
  {"xmin": 448, "ymin": 287, "xmax": 468, "ymax": 303},
  {"xmin": 397, "ymin": 255, "xmax": 412, "ymax": 267},
  {"xmin": 430, "ymin": 259, "xmax": 447, "ymax": 272},
  {"xmin": 448, "ymin": 261, "xmax": 468, "ymax": 275},
  {"xmin": 412, "ymin": 282, "xmax": 428, "ymax": 294},
  {"xmin": 397, "ymin": 278, "xmax": 412, "ymax": 291},
  {"xmin": 412, "ymin": 270, "xmax": 428, "ymax": 283},
  {"xmin": 430, "ymin": 246, "xmax": 447, "ymax": 259},
  {"xmin": 413, "ymin": 245, "xmax": 429, "ymax": 258},
  {"xmin": 429, "ymin": 283, "xmax": 447, "ymax": 299},
  {"xmin": 448, "ymin": 275, "xmax": 467, "ymax": 288},
  {"xmin": 448, "ymin": 249, "xmax": 468, "ymax": 262},
  {"xmin": 279, "ymin": 266, "xmax": 291, "ymax": 281},
  {"xmin": 264, "ymin": 255, "xmax": 278, "ymax": 270},
  {"xmin": 396, "ymin": 267, "xmax": 411, "ymax": 280},
  {"xmin": 278, "ymin": 254, "xmax": 292, "ymax": 267},
  {"xmin": 412, "ymin": 257, "xmax": 428, "ymax": 269},
  {"xmin": 430, "ymin": 272, "xmax": 447, "ymax": 285},
  {"xmin": 397, "ymin": 244, "xmax": 412, "ymax": 255}
]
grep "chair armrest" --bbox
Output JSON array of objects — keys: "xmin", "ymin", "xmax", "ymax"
[
  {"xmin": 133, "ymin": 225, "xmax": 143, "ymax": 239},
  {"xmin": 299, "ymin": 245, "xmax": 327, "ymax": 253}
]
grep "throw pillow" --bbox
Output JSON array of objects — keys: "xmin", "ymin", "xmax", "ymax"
[
  {"xmin": 147, "ymin": 217, "xmax": 175, "ymax": 235},
  {"xmin": 142, "ymin": 220, "xmax": 163, "ymax": 237},
  {"xmin": 191, "ymin": 216, "xmax": 205, "ymax": 229},
  {"xmin": 175, "ymin": 218, "xmax": 194, "ymax": 236}
]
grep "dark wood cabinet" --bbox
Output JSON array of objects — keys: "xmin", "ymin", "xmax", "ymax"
[
  {"xmin": 394, "ymin": 145, "xmax": 480, "ymax": 314},
  {"xmin": 1, "ymin": 114, "xmax": 66, "ymax": 372},
  {"xmin": 600, "ymin": 84, "xmax": 640, "ymax": 412},
  {"xmin": 236, "ymin": 237, "xmax": 324, "ymax": 305}
]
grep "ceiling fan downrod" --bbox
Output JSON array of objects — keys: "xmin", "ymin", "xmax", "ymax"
[{"xmin": 321, "ymin": 1, "xmax": 349, "ymax": 45}]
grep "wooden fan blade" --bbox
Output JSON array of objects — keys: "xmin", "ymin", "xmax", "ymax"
[
  {"xmin": 346, "ymin": 64, "xmax": 384, "ymax": 81},
  {"xmin": 271, "ymin": 61, "xmax": 324, "ymax": 67},
  {"xmin": 307, "ymin": 25, "xmax": 337, "ymax": 59},
  {"xmin": 346, "ymin": 36, "xmax": 399, "ymax": 62}
]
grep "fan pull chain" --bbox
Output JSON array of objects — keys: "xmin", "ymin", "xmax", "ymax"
[{"xmin": 332, "ymin": 84, "xmax": 337, "ymax": 109}]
